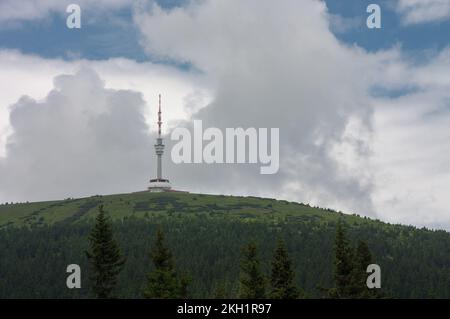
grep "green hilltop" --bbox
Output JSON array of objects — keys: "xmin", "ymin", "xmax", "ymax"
[
  {"xmin": 0, "ymin": 191, "xmax": 367, "ymax": 228},
  {"xmin": 0, "ymin": 191, "xmax": 449, "ymax": 298}
]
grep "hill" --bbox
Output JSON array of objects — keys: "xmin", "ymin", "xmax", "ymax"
[
  {"xmin": 0, "ymin": 191, "xmax": 449, "ymax": 298},
  {"xmin": 0, "ymin": 191, "xmax": 364, "ymax": 228}
]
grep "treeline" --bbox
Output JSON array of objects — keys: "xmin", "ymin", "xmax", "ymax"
[
  {"xmin": 85, "ymin": 206, "xmax": 379, "ymax": 298},
  {"xmin": 0, "ymin": 206, "xmax": 449, "ymax": 298}
]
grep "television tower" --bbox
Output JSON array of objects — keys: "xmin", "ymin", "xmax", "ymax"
[{"xmin": 148, "ymin": 94, "xmax": 171, "ymax": 192}]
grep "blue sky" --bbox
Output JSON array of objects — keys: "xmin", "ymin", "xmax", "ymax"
[
  {"xmin": 0, "ymin": 8, "xmax": 146, "ymax": 61},
  {"xmin": 1, "ymin": 0, "xmax": 450, "ymax": 63},
  {"xmin": 0, "ymin": 0, "xmax": 178, "ymax": 61},
  {"xmin": 327, "ymin": 0, "xmax": 450, "ymax": 53}
]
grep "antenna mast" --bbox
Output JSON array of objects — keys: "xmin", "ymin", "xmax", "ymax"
[{"xmin": 158, "ymin": 94, "xmax": 162, "ymax": 137}]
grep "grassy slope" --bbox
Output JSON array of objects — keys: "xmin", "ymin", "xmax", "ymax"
[{"xmin": 0, "ymin": 191, "xmax": 378, "ymax": 229}]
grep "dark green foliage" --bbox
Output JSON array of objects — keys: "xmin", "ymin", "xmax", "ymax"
[
  {"xmin": 143, "ymin": 229, "xmax": 189, "ymax": 298},
  {"xmin": 331, "ymin": 224, "xmax": 381, "ymax": 299},
  {"xmin": 0, "ymin": 204, "xmax": 449, "ymax": 298},
  {"xmin": 351, "ymin": 240, "xmax": 382, "ymax": 298},
  {"xmin": 239, "ymin": 241, "xmax": 266, "ymax": 298},
  {"xmin": 332, "ymin": 220, "xmax": 355, "ymax": 298},
  {"xmin": 270, "ymin": 238, "xmax": 300, "ymax": 299},
  {"xmin": 85, "ymin": 205, "xmax": 125, "ymax": 298},
  {"xmin": 352, "ymin": 240, "xmax": 372, "ymax": 298},
  {"xmin": 355, "ymin": 241, "xmax": 372, "ymax": 272}
]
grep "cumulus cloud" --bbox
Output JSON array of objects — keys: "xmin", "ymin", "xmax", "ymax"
[
  {"xmin": 0, "ymin": 51, "xmax": 211, "ymax": 202},
  {"xmin": 0, "ymin": 50, "xmax": 212, "ymax": 156},
  {"xmin": 0, "ymin": 67, "xmax": 156, "ymax": 201},
  {"xmin": 372, "ymin": 93, "xmax": 450, "ymax": 229},
  {"xmin": 135, "ymin": 0, "xmax": 377, "ymax": 216},
  {"xmin": 397, "ymin": 0, "xmax": 450, "ymax": 25},
  {"xmin": 368, "ymin": 48, "xmax": 450, "ymax": 229}
]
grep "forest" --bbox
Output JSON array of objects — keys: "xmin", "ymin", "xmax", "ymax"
[{"xmin": 0, "ymin": 192, "xmax": 449, "ymax": 298}]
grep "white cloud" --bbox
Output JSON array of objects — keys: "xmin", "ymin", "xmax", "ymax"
[
  {"xmin": 134, "ymin": 0, "xmax": 377, "ymax": 216},
  {"xmin": 397, "ymin": 0, "xmax": 450, "ymax": 25},
  {"xmin": 0, "ymin": 62, "xmax": 209, "ymax": 202},
  {"xmin": 368, "ymin": 48, "xmax": 450, "ymax": 229},
  {"xmin": 372, "ymin": 93, "xmax": 450, "ymax": 229},
  {"xmin": 0, "ymin": 50, "xmax": 212, "ymax": 157},
  {"xmin": 0, "ymin": 67, "xmax": 152, "ymax": 201}
]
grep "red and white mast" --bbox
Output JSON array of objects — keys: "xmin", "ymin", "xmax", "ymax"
[
  {"xmin": 148, "ymin": 94, "xmax": 171, "ymax": 191},
  {"xmin": 157, "ymin": 94, "xmax": 162, "ymax": 137}
]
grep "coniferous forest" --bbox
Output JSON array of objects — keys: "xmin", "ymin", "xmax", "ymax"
[{"xmin": 0, "ymin": 192, "xmax": 449, "ymax": 298}]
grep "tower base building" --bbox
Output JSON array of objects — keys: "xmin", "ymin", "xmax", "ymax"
[{"xmin": 148, "ymin": 179, "xmax": 172, "ymax": 192}]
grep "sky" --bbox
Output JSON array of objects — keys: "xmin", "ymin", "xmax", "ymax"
[{"xmin": 1, "ymin": 0, "xmax": 450, "ymax": 231}]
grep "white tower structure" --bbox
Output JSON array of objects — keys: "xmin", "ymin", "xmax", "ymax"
[{"xmin": 148, "ymin": 94, "xmax": 171, "ymax": 192}]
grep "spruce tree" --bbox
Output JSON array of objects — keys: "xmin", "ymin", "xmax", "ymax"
[
  {"xmin": 352, "ymin": 240, "xmax": 379, "ymax": 298},
  {"xmin": 86, "ymin": 205, "xmax": 125, "ymax": 298},
  {"xmin": 269, "ymin": 238, "xmax": 300, "ymax": 299},
  {"xmin": 239, "ymin": 241, "xmax": 266, "ymax": 299},
  {"xmin": 333, "ymin": 220, "xmax": 354, "ymax": 298},
  {"xmin": 143, "ymin": 229, "xmax": 188, "ymax": 298}
]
